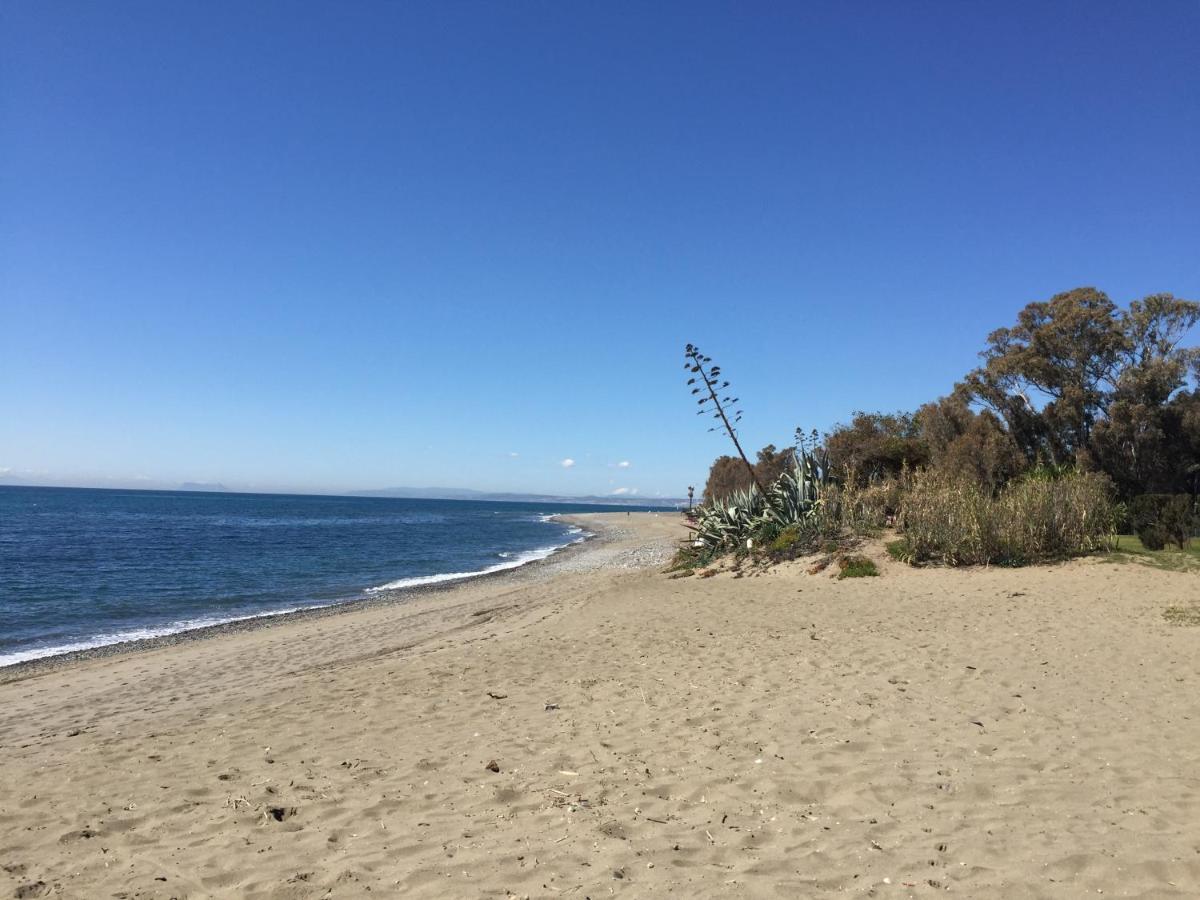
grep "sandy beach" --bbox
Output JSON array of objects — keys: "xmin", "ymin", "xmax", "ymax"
[{"xmin": 2, "ymin": 512, "xmax": 1199, "ymax": 899}]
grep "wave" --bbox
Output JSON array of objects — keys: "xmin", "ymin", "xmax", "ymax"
[
  {"xmin": 366, "ymin": 540, "xmax": 576, "ymax": 593},
  {"xmin": 0, "ymin": 604, "xmax": 327, "ymax": 668}
]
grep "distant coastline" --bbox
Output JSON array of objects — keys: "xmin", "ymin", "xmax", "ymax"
[
  {"xmin": 350, "ymin": 485, "xmax": 686, "ymax": 507},
  {"xmin": 0, "ymin": 481, "xmax": 685, "ymax": 508}
]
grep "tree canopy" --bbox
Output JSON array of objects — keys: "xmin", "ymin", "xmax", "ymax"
[{"xmin": 702, "ymin": 287, "xmax": 1199, "ymax": 503}]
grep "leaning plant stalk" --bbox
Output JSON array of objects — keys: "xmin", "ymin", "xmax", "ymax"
[{"xmin": 684, "ymin": 344, "xmax": 766, "ymax": 496}]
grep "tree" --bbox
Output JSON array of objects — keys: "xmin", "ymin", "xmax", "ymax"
[
  {"xmin": 702, "ymin": 444, "xmax": 798, "ymax": 503},
  {"xmin": 689, "ymin": 288, "xmax": 1198, "ymax": 505},
  {"xmin": 825, "ymin": 411, "xmax": 929, "ymax": 485},
  {"xmin": 702, "ymin": 455, "xmax": 751, "ymax": 503},
  {"xmin": 1175, "ymin": 389, "xmax": 1200, "ymax": 495},
  {"xmin": 753, "ymin": 444, "xmax": 796, "ymax": 487},
  {"xmin": 1119, "ymin": 293, "xmax": 1200, "ymax": 399},
  {"xmin": 1074, "ymin": 293, "xmax": 1198, "ymax": 495},
  {"xmin": 916, "ymin": 392, "xmax": 1024, "ymax": 490},
  {"xmin": 965, "ymin": 287, "xmax": 1126, "ymax": 461}
]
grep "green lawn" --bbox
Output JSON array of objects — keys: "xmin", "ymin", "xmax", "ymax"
[{"xmin": 1105, "ymin": 534, "xmax": 1200, "ymax": 572}]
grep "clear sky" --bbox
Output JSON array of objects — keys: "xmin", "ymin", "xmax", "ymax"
[{"xmin": 3, "ymin": 1, "xmax": 1198, "ymax": 497}]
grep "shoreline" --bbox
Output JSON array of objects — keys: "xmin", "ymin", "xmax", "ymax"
[
  {"xmin": 2, "ymin": 513, "xmax": 1198, "ymax": 898},
  {"xmin": 0, "ymin": 513, "xmax": 619, "ymax": 684}
]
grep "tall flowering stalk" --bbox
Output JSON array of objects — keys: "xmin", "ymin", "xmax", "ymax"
[{"xmin": 684, "ymin": 343, "xmax": 766, "ymax": 496}]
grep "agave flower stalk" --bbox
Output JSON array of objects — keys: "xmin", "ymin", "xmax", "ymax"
[{"xmin": 684, "ymin": 343, "xmax": 766, "ymax": 496}]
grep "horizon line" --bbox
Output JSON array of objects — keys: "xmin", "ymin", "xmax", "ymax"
[{"xmin": 0, "ymin": 481, "xmax": 687, "ymax": 505}]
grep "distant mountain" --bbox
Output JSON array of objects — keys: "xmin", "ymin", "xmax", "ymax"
[
  {"xmin": 178, "ymin": 482, "xmax": 229, "ymax": 492},
  {"xmin": 354, "ymin": 486, "xmax": 486, "ymax": 500},
  {"xmin": 353, "ymin": 486, "xmax": 686, "ymax": 508}
]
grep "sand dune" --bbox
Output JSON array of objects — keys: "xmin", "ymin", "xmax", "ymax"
[{"xmin": 2, "ymin": 513, "xmax": 1198, "ymax": 898}]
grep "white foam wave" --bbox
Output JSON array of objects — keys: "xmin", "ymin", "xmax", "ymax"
[
  {"xmin": 366, "ymin": 543, "xmax": 566, "ymax": 593},
  {"xmin": 0, "ymin": 603, "xmax": 325, "ymax": 668}
]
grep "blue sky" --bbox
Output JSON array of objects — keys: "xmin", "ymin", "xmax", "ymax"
[{"xmin": 3, "ymin": 1, "xmax": 1198, "ymax": 497}]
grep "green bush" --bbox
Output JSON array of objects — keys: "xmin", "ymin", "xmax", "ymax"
[
  {"xmin": 768, "ymin": 525, "xmax": 804, "ymax": 555},
  {"xmin": 837, "ymin": 556, "xmax": 879, "ymax": 578},
  {"xmin": 1138, "ymin": 525, "xmax": 1169, "ymax": 551},
  {"xmin": 1128, "ymin": 494, "xmax": 1195, "ymax": 550},
  {"xmin": 899, "ymin": 469, "xmax": 1117, "ymax": 566}
]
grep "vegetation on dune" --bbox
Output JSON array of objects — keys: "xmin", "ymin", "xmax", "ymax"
[
  {"xmin": 1162, "ymin": 605, "xmax": 1200, "ymax": 625},
  {"xmin": 898, "ymin": 468, "xmax": 1117, "ymax": 566},
  {"xmin": 672, "ymin": 448, "xmax": 834, "ymax": 570},
  {"xmin": 824, "ymin": 411, "xmax": 929, "ymax": 484},
  {"xmin": 836, "ymin": 556, "xmax": 879, "ymax": 579},
  {"xmin": 678, "ymin": 287, "xmax": 1199, "ymax": 573}
]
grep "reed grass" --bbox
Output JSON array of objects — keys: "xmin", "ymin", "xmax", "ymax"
[{"xmin": 899, "ymin": 469, "xmax": 1117, "ymax": 566}]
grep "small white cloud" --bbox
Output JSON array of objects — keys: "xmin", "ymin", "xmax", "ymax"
[
  {"xmin": 560, "ymin": 458, "xmax": 575, "ymax": 468},
  {"xmin": 617, "ymin": 460, "xmax": 631, "ymax": 468},
  {"xmin": 509, "ymin": 452, "xmax": 520, "ymax": 458},
  {"xmin": 612, "ymin": 487, "xmax": 630, "ymax": 495},
  {"xmin": 0, "ymin": 466, "xmax": 11, "ymax": 475}
]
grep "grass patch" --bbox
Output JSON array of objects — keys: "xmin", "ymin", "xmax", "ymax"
[
  {"xmin": 1105, "ymin": 534, "xmax": 1200, "ymax": 573},
  {"xmin": 1163, "ymin": 606, "xmax": 1200, "ymax": 626},
  {"xmin": 885, "ymin": 538, "xmax": 913, "ymax": 564},
  {"xmin": 837, "ymin": 556, "xmax": 879, "ymax": 579}
]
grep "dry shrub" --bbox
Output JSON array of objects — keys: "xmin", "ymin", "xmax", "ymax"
[
  {"xmin": 827, "ymin": 474, "xmax": 904, "ymax": 533},
  {"xmin": 899, "ymin": 469, "xmax": 1117, "ymax": 566}
]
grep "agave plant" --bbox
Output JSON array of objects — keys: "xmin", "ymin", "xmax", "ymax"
[
  {"xmin": 690, "ymin": 486, "xmax": 764, "ymax": 551},
  {"xmin": 761, "ymin": 449, "xmax": 830, "ymax": 527},
  {"xmin": 689, "ymin": 450, "xmax": 833, "ymax": 552}
]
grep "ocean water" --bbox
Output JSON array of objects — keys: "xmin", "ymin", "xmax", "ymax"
[{"xmin": 0, "ymin": 486, "xmax": 649, "ymax": 667}]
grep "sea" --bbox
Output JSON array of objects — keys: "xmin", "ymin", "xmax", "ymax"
[{"xmin": 0, "ymin": 485, "xmax": 657, "ymax": 667}]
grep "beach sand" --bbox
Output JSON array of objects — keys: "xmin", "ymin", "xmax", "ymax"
[{"xmin": 2, "ymin": 512, "xmax": 1198, "ymax": 898}]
